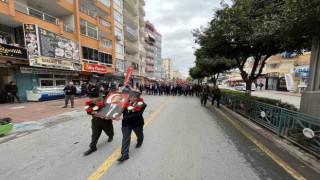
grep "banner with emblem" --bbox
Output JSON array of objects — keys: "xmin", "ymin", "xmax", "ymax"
[{"xmin": 124, "ymin": 65, "xmax": 134, "ymax": 86}]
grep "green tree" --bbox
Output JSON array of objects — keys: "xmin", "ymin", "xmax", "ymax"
[{"xmin": 189, "ymin": 67, "xmax": 206, "ymax": 84}]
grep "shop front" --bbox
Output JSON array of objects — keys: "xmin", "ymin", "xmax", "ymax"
[
  {"xmin": 80, "ymin": 62, "xmax": 108, "ymax": 84},
  {"xmin": 0, "ymin": 42, "xmax": 29, "ymax": 103},
  {"xmin": 22, "ymin": 24, "xmax": 82, "ymax": 101}
]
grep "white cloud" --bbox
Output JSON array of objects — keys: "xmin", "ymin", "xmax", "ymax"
[{"xmin": 145, "ymin": 0, "xmax": 222, "ymax": 76}]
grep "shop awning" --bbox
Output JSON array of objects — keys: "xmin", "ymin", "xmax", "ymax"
[
  {"xmin": 263, "ymin": 69, "xmax": 290, "ymax": 74},
  {"xmin": 225, "ymin": 76, "xmax": 243, "ymax": 82}
]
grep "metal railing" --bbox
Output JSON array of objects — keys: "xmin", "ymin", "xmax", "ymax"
[
  {"xmin": 99, "ymin": 18, "xmax": 111, "ymax": 28},
  {"xmin": 222, "ymin": 93, "xmax": 320, "ymax": 157},
  {"xmin": 79, "ymin": 6, "xmax": 97, "ymax": 18},
  {"xmin": 63, "ymin": 24, "xmax": 75, "ymax": 34},
  {"xmin": 99, "ymin": 0, "xmax": 110, "ymax": 7},
  {"xmin": 14, "ymin": 1, "xmax": 59, "ymax": 25}
]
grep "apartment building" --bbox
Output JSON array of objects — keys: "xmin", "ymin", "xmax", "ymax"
[
  {"xmin": 162, "ymin": 57, "xmax": 173, "ymax": 81},
  {"xmin": 123, "ymin": 0, "xmax": 146, "ymax": 86},
  {"xmin": 154, "ymin": 30, "xmax": 162, "ymax": 79},
  {"xmin": 0, "ymin": 0, "xmax": 115, "ymax": 101},
  {"xmin": 144, "ymin": 20, "xmax": 155, "ymax": 78}
]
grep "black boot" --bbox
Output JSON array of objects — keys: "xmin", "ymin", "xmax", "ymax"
[
  {"xmin": 83, "ymin": 147, "xmax": 97, "ymax": 156},
  {"xmin": 117, "ymin": 155, "xmax": 129, "ymax": 162}
]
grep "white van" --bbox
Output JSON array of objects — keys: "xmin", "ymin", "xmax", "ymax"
[{"xmin": 235, "ymin": 83, "xmax": 256, "ymax": 91}]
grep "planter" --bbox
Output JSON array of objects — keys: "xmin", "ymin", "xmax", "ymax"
[{"xmin": 0, "ymin": 123, "xmax": 13, "ymax": 136}]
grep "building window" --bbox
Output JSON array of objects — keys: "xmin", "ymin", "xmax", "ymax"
[
  {"xmin": 100, "ymin": 0, "xmax": 110, "ymax": 7},
  {"xmin": 114, "ymin": 0, "xmax": 122, "ymax": 7},
  {"xmin": 101, "ymin": 38, "xmax": 112, "ymax": 49},
  {"xmin": 115, "ymin": 27, "xmax": 122, "ymax": 37},
  {"xmin": 116, "ymin": 43, "xmax": 124, "ymax": 54},
  {"xmin": 116, "ymin": 58, "xmax": 124, "ymax": 70},
  {"xmin": 114, "ymin": 10, "xmax": 122, "ymax": 23},
  {"xmin": 80, "ymin": 19, "xmax": 98, "ymax": 39}
]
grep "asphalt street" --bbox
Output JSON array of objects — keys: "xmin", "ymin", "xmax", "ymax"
[{"xmin": 0, "ymin": 95, "xmax": 293, "ymax": 180}]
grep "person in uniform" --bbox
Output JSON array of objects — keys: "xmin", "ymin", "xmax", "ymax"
[
  {"xmin": 83, "ymin": 90, "xmax": 114, "ymax": 156},
  {"xmin": 117, "ymin": 91, "xmax": 147, "ymax": 162},
  {"xmin": 200, "ymin": 83, "xmax": 209, "ymax": 105}
]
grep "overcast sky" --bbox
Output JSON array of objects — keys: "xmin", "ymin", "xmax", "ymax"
[{"xmin": 145, "ymin": 0, "xmax": 223, "ymax": 77}]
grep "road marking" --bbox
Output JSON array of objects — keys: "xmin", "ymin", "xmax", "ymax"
[
  {"xmin": 214, "ymin": 107, "xmax": 306, "ymax": 180},
  {"xmin": 88, "ymin": 96, "xmax": 172, "ymax": 180},
  {"xmin": 9, "ymin": 106, "xmax": 25, "ymax": 109}
]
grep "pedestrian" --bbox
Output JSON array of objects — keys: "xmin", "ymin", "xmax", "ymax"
[
  {"xmin": 117, "ymin": 91, "xmax": 147, "ymax": 162},
  {"xmin": 5, "ymin": 81, "xmax": 22, "ymax": 103},
  {"xmin": 62, "ymin": 82, "xmax": 77, "ymax": 108},
  {"xmin": 80, "ymin": 81, "xmax": 87, "ymax": 98},
  {"xmin": 211, "ymin": 85, "xmax": 221, "ymax": 108},
  {"xmin": 83, "ymin": 90, "xmax": 114, "ymax": 156},
  {"xmin": 259, "ymin": 82, "xmax": 264, "ymax": 90},
  {"xmin": 200, "ymin": 84, "xmax": 209, "ymax": 105},
  {"xmin": 122, "ymin": 85, "xmax": 131, "ymax": 93}
]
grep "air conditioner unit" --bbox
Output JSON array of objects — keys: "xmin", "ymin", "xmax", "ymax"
[{"xmin": 116, "ymin": 35, "xmax": 122, "ymax": 41}]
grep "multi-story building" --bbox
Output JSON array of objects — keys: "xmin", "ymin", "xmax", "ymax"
[
  {"xmin": 113, "ymin": 0, "xmax": 125, "ymax": 82},
  {"xmin": 0, "ymin": 0, "xmax": 115, "ymax": 101},
  {"xmin": 144, "ymin": 20, "xmax": 155, "ymax": 78},
  {"xmin": 154, "ymin": 30, "xmax": 162, "ymax": 79},
  {"xmin": 173, "ymin": 68, "xmax": 183, "ymax": 80},
  {"xmin": 162, "ymin": 57, "xmax": 173, "ymax": 81},
  {"xmin": 122, "ymin": 0, "xmax": 145, "ymax": 86}
]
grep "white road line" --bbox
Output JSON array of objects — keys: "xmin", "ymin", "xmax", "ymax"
[{"xmin": 9, "ymin": 106, "xmax": 25, "ymax": 109}]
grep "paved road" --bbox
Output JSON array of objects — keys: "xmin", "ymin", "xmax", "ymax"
[
  {"xmin": 0, "ymin": 95, "xmax": 293, "ymax": 179},
  {"xmin": 220, "ymin": 85, "xmax": 301, "ymax": 108}
]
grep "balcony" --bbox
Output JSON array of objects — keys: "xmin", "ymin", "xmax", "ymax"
[
  {"xmin": 124, "ymin": 0, "xmax": 137, "ymax": 16},
  {"xmin": 98, "ymin": 17, "xmax": 112, "ymax": 35},
  {"xmin": 124, "ymin": 25, "xmax": 138, "ymax": 41},
  {"xmin": 139, "ymin": 0, "xmax": 145, "ymax": 6},
  {"xmin": 139, "ymin": 5, "xmax": 145, "ymax": 16},
  {"xmin": 145, "ymin": 67, "xmax": 155, "ymax": 72},
  {"xmin": 124, "ymin": 40, "xmax": 138, "ymax": 54},
  {"xmin": 63, "ymin": 24, "xmax": 75, "ymax": 34},
  {"xmin": 146, "ymin": 52, "xmax": 155, "ymax": 58},
  {"xmin": 145, "ymin": 45, "xmax": 155, "ymax": 51},
  {"xmin": 125, "ymin": 55, "xmax": 139, "ymax": 64},
  {"xmin": 14, "ymin": 1, "xmax": 60, "ymax": 25},
  {"xmin": 146, "ymin": 60, "xmax": 155, "ymax": 65},
  {"xmin": 124, "ymin": 10, "xmax": 138, "ymax": 29},
  {"xmin": 79, "ymin": 5, "xmax": 97, "ymax": 18}
]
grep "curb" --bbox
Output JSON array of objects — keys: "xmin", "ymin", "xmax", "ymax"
[{"xmin": 207, "ymin": 96, "xmax": 320, "ymax": 178}]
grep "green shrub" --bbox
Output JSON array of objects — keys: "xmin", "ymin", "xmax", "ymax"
[{"xmin": 220, "ymin": 89, "xmax": 298, "ymax": 111}]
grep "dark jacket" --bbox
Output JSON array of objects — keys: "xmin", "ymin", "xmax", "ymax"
[
  {"xmin": 212, "ymin": 88, "xmax": 221, "ymax": 97},
  {"xmin": 122, "ymin": 102, "xmax": 147, "ymax": 127},
  {"xmin": 63, "ymin": 85, "xmax": 77, "ymax": 95},
  {"xmin": 5, "ymin": 84, "xmax": 18, "ymax": 93}
]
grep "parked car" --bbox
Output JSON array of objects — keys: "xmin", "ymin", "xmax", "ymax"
[{"xmin": 235, "ymin": 83, "xmax": 256, "ymax": 91}]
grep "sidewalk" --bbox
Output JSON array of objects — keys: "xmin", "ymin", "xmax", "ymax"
[{"xmin": 0, "ymin": 97, "xmax": 89, "ymax": 123}]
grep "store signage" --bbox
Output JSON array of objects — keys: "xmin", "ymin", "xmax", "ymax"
[
  {"xmin": 38, "ymin": 27, "xmax": 80, "ymax": 63},
  {"xmin": 83, "ymin": 62, "xmax": 107, "ymax": 73},
  {"xmin": 0, "ymin": 43, "xmax": 27, "ymax": 59},
  {"xmin": 284, "ymin": 73, "xmax": 294, "ymax": 91},
  {"xmin": 29, "ymin": 56, "xmax": 81, "ymax": 71},
  {"xmin": 20, "ymin": 67, "xmax": 78, "ymax": 75},
  {"xmin": 24, "ymin": 24, "xmax": 81, "ymax": 70},
  {"xmin": 294, "ymin": 66, "xmax": 309, "ymax": 73},
  {"xmin": 24, "ymin": 24, "xmax": 40, "ymax": 56}
]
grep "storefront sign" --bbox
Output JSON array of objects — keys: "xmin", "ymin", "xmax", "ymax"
[
  {"xmin": 294, "ymin": 66, "xmax": 309, "ymax": 73},
  {"xmin": 29, "ymin": 56, "xmax": 81, "ymax": 71},
  {"xmin": 24, "ymin": 24, "xmax": 40, "ymax": 56},
  {"xmin": 83, "ymin": 62, "xmax": 107, "ymax": 73},
  {"xmin": 20, "ymin": 67, "xmax": 78, "ymax": 75},
  {"xmin": 0, "ymin": 43, "xmax": 27, "ymax": 59},
  {"xmin": 24, "ymin": 24, "xmax": 81, "ymax": 71},
  {"xmin": 284, "ymin": 73, "xmax": 294, "ymax": 91},
  {"xmin": 38, "ymin": 27, "xmax": 80, "ymax": 63}
]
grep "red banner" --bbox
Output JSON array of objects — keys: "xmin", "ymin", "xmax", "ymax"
[
  {"xmin": 124, "ymin": 65, "xmax": 134, "ymax": 86},
  {"xmin": 83, "ymin": 62, "xmax": 107, "ymax": 73}
]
